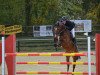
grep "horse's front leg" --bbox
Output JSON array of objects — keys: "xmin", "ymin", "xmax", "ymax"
[{"xmin": 72, "ymin": 56, "xmax": 77, "ymax": 75}]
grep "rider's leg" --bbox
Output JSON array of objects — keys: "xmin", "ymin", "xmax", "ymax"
[
  {"xmin": 70, "ymin": 31, "xmax": 81, "ymax": 59},
  {"xmin": 70, "ymin": 31, "xmax": 78, "ymax": 50},
  {"xmin": 72, "ymin": 37, "xmax": 77, "ymax": 45},
  {"xmin": 70, "ymin": 29, "xmax": 76, "ymax": 45},
  {"xmin": 70, "ymin": 30, "xmax": 77, "ymax": 47}
]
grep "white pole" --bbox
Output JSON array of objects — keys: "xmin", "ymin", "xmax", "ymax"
[
  {"xmin": 87, "ymin": 37, "xmax": 91, "ymax": 75},
  {"xmin": 2, "ymin": 36, "xmax": 5, "ymax": 75}
]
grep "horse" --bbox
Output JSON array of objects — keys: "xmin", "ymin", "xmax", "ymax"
[{"xmin": 52, "ymin": 21, "xmax": 80, "ymax": 74}]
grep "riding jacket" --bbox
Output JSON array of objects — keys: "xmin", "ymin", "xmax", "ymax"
[{"xmin": 64, "ymin": 20, "xmax": 75, "ymax": 31}]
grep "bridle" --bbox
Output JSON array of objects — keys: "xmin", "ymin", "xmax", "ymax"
[
  {"xmin": 53, "ymin": 23, "xmax": 67, "ymax": 36},
  {"xmin": 53, "ymin": 22, "xmax": 67, "ymax": 49},
  {"xmin": 58, "ymin": 27, "xmax": 66, "ymax": 35}
]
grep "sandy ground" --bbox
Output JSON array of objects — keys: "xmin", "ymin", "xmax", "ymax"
[{"xmin": 0, "ymin": 52, "xmax": 96, "ymax": 75}]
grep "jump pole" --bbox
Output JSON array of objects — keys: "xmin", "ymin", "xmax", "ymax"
[
  {"xmin": 87, "ymin": 36, "xmax": 91, "ymax": 75},
  {"xmin": 2, "ymin": 35, "xmax": 5, "ymax": 75},
  {"xmin": 96, "ymin": 34, "xmax": 100, "ymax": 75},
  {"xmin": 0, "ymin": 34, "xmax": 16, "ymax": 75},
  {"xmin": 84, "ymin": 32, "xmax": 91, "ymax": 75}
]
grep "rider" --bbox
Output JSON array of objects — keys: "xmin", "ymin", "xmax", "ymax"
[{"xmin": 60, "ymin": 16, "xmax": 77, "ymax": 46}]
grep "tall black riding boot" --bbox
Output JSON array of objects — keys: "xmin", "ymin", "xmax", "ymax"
[{"xmin": 73, "ymin": 37, "xmax": 81, "ymax": 59}]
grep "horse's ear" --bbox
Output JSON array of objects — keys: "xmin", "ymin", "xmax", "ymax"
[
  {"xmin": 59, "ymin": 22, "xmax": 65, "ymax": 26},
  {"xmin": 55, "ymin": 22, "xmax": 59, "ymax": 26}
]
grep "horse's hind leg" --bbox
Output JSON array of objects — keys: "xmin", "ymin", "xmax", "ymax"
[
  {"xmin": 73, "ymin": 56, "xmax": 77, "ymax": 72},
  {"xmin": 66, "ymin": 56, "xmax": 70, "ymax": 72}
]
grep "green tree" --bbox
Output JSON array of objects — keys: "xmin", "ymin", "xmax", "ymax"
[
  {"xmin": 31, "ymin": 0, "xmax": 60, "ymax": 25},
  {"xmin": 0, "ymin": 0, "xmax": 25, "ymax": 25},
  {"xmin": 0, "ymin": 0, "xmax": 99, "ymax": 26},
  {"xmin": 82, "ymin": 0, "xmax": 100, "ymax": 24},
  {"xmin": 59, "ymin": 0, "xmax": 83, "ymax": 19}
]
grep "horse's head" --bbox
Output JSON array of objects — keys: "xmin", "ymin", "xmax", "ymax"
[{"xmin": 52, "ymin": 21, "xmax": 66, "ymax": 48}]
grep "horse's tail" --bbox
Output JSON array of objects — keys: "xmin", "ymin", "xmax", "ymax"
[
  {"xmin": 75, "ymin": 50, "xmax": 81, "ymax": 60},
  {"xmin": 74, "ymin": 46, "xmax": 81, "ymax": 60},
  {"xmin": 76, "ymin": 56, "xmax": 81, "ymax": 60},
  {"xmin": 75, "ymin": 49, "xmax": 81, "ymax": 60}
]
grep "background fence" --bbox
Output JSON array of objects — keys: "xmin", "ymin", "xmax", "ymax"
[
  {"xmin": 15, "ymin": 26, "xmax": 96, "ymax": 52},
  {"xmin": 16, "ymin": 37, "xmax": 95, "ymax": 52}
]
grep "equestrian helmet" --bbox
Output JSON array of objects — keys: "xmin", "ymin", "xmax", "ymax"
[{"xmin": 61, "ymin": 16, "xmax": 69, "ymax": 20}]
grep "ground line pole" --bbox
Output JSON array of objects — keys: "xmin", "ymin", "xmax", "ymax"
[
  {"xmin": 2, "ymin": 36, "xmax": 5, "ymax": 75},
  {"xmin": 87, "ymin": 37, "xmax": 91, "ymax": 75}
]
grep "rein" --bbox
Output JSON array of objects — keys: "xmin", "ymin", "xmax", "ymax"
[
  {"xmin": 58, "ymin": 27, "xmax": 68, "ymax": 36},
  {"xmin": 53, "ymin": 23, "xmax": 69, "ymax": 51}
]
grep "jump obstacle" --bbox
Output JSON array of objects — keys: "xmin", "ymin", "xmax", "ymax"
[
  {"xmin": 0, "ymin": 34, "xmax": 100, "ymax": 75},
  {"xmin": 6, "ymin": 52, "xmax": 95, "ymax": 56},
  {"xmin": 16, "ymin": 61, "xmax": 95, "ymax": 65},
  {"xmin": 16, "ymin": 71, "xmax": 95, "ymax": 74}
]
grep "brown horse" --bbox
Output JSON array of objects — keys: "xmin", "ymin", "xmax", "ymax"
[{"xmin": 52, "ymin": 21, "xmax": 80, "ymax": 73}]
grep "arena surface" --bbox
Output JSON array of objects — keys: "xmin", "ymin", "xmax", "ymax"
[{"xmin": 0, "ymin": 52, "xmax": 96, "ymax": 75}]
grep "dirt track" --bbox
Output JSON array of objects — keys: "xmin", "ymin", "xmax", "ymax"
[{"xmin": 0, "ymin": 52, "xmax": 96, "ymax": 75}]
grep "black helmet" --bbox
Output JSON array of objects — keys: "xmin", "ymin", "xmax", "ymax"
[{"xmin": 61, "ymin": 16, "xmax": 69, "ymax": 20}]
